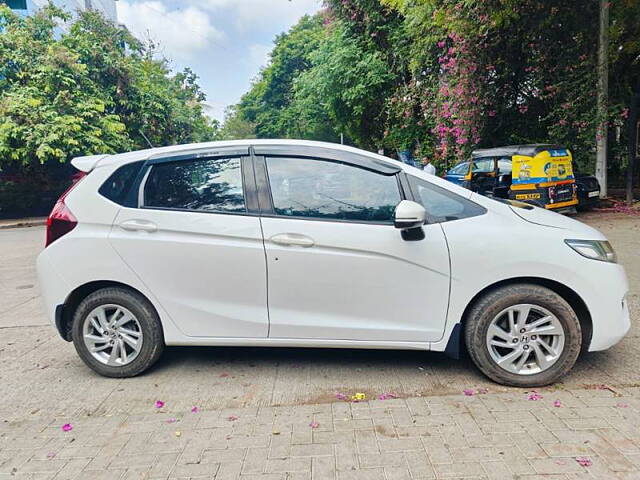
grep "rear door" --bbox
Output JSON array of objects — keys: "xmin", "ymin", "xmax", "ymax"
[{"xmin": 109, "ymin": 150, "xmax": 269, "ymax": 338}]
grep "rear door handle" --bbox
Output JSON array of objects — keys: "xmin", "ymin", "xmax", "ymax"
[
  {"xmin": 270, "ymin": 233, "xmax": 315, "ymax": 248},
  {"xmin": 119, "ymin": 220, "xmax": 158, "ymax": 233}
]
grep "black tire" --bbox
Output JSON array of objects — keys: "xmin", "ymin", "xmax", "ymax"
[
  {"xmin": 71, "ymin": 287, "xmax": 164, "ymax": 378},
  {"xmin": 464, "ymin": 283, "xmax": 581, "ymax": 387}
]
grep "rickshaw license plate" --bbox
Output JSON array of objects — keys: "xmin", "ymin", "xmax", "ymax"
[
  {"xmin": 588, "ymin": 191, "xmax": 600, "ymax": 198},
  {"xmin": 515, "ymin": 193, "xmax": 541, "ymax": 200}
]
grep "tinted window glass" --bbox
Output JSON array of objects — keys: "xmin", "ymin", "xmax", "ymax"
[
  {"xmin": 144, "ymin": 157, "xmax": 245, "ymax": 213},
  {"xmin": 409, "ymin": 176, "xmax": 486, "ymax": 222},
  {"xmin": 99, "ymin": 161, "xmax": 144, "ymax": 206},
  {"xmin": 266, "ymin": 157, "xmax": 401, "ymax": 223}
]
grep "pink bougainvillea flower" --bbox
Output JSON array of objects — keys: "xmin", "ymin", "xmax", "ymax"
[
  {"xmin": 553, "ymin": 400, "xmax": 562, "ymax": 408},
  {"xmin": 61, "ymin": 423, "xmax": 73, "ymax": 432},
  {"xmin": 463, "ymin": 389, "xmax": 475, "ymax": 396},
  {"xmin": 46, "ymin": 452, "xmax": 56, "ymax": 459},
  {"xmin": 166, "ymin": 418, "xmax": 177, "ymax": 424},
  {"xmin": 309, "ymin": 421, "xmax": 320, "ymax": 429},
  {"xmin": 616, "ymin": 403, "xmax": 629, "ymax": 408},
  {"xmin": 191, "ymin": 406, "xmax": 200, "ymax": 413},
  {"xmin": 576, "ymin": 457, "xmax": 592, "ymax": 467},
  {"xmin": 335, "ymin": 392, "xmax": 348, "ymax": 401},
  {"xmin": 527, "ymin": 391, "xmax": 543, "ymax": 401},
  {"xmin": 378, "ymin": 393, "xmax": 398, "ymax": 401},
  {"xmin": 154, "ymin": 400, "xmax": 165, "ymax": 409},
  {"xmin": 227, "ymin": 415, "xmax": 239, "ymax": 421}
]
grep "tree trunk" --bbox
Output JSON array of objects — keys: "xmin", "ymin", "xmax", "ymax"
[
  {"xmin": 627, "ymin": 90, "xmax": 639, "ymax": 206},
  {"xmin": 595, "ymin": 0, "xmax": 609, "ymax": 198}
]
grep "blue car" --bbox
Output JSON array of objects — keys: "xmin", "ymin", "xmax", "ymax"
[{"xmin": 443, "ymin": 161, "xmax": 470, "ymax": 185}]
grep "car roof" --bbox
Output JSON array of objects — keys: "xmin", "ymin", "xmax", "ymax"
[
  {"xmin": 91, "ymin": 139, "xmax": 402, "ymax": 175},
  {"xmin": 472, "ymin": 144, "xmax": 565, "ymax": 158}
]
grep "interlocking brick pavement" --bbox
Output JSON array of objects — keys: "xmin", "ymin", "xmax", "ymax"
[{"xmin": 1, "ymin": 387, "xmax": 640, "ymax": 479}]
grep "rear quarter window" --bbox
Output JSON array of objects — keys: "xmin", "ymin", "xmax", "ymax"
[{"xmin": 98, "ymin": 161, "xmax": 145, "ymax": 206}]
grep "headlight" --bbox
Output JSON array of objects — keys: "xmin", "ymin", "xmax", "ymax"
[{"xmin": 565, "ymin": 239, "xmax": 617, "ymax": 263}]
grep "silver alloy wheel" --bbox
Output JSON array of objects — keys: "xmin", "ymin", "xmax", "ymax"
[
  {"xmin": 485, "ymin": 304, "xmax": 565, "ymax": 375},
  {"xmin": 82, "ymin": 304, "xmax": 143, "ymax": 366}
]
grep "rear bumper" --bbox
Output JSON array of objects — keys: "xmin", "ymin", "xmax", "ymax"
[{"xmin": 36, "ymin": 250, "xmax": 70, "ymax": 331}]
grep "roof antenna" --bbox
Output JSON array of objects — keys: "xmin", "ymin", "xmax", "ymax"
[{"xmin": 139, "ymin": 130, "xmax": 154, "ymax": 148}]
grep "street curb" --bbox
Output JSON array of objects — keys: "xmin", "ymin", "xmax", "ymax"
[{"xmin": 0, "ymin": 219, "xmax": 47, "ymax": 230}]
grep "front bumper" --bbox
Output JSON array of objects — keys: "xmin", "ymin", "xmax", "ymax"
[{"xmin": 586, "ymin": 263, "xmax": 631, "ymax": 351}]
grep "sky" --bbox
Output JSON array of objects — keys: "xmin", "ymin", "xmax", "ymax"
[{"xmin": 117, "ymin": 0, "xmax": 322, "ymax": 122}]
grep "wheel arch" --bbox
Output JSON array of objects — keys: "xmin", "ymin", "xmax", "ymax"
[
  {"xmin": 58, "ymin": 280, "xmax": 156, "ymax": 342},
  {"xmin": 450, "ymin": 277, "xmax": 592, "ymax": 357}
]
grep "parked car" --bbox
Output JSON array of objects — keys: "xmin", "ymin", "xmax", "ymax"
[
  {"xmin": 574, "ymin": 171, "xmax": 601, "ymax": 210},
  {"xmin": 442, "ymin": 161, "xmax": 470, "ymax": 185},
  {"xmin": 37, "ymin": 140, "xmax": 630, "ymax": 387}
]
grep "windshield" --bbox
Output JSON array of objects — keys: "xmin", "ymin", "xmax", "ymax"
[{"xmin": 449, "ymin": 162, "xmax": 469, "ymax": 174}]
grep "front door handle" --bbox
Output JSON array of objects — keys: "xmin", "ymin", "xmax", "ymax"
[
  {"xmin": 119, "ymin": 219, "xmax": 158, "ymax": 233},
  {"xmin": 270, "ymin": 233, "xmax": 315, "ymax": 248}
]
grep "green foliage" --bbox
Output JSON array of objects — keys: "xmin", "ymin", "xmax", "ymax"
[
  {"xmin": 0, "ymin": 5, "xmax": 216, "ymax": 168},
  {"xmin": 232, "ymin": 0, "xmax": 640, "ymax": 176}
]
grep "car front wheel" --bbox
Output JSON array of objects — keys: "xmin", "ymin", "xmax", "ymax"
[
  {"xmin": 72, "ymin": 287, "xmax": 164, "ymax": 378},
  {"xmin": 464, "ymin": 284, "xmax": 581, "ymax": 387}
]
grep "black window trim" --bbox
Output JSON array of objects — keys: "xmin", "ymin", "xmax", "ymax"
[
  {"xmin": 256, "ymin": 154, "xmax": 406, "ymax": 226},
  {"xmin": 137, "ymin": 153, "xmax": 257, "ymax": 217},
  {"xmin": 253, "ymin": 145, "xmax": 400, "ymax": 176}
]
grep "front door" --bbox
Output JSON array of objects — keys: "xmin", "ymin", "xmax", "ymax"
[
  {"xmin": 109, "ymin": 154, "xmax": 268, "ymax": 338},
  {"xmin": 259, "ymin": 156, "xmax": 450, "ymax": 342}
]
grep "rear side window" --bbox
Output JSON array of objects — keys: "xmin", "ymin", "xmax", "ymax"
[
  {"xmin": 409, "ymin": 176, "xmax": 486, "ymax": 222},
  {"xmin": 266, "ymin": 157, "xmax": 401, "ymax": 223},
  {"xmin": 143, "ymin": 157, "xmax": 245, "ymax": 213},
  {"xmin": 99, "ymin": 161, "xmax": 144, "ymax": 206}
]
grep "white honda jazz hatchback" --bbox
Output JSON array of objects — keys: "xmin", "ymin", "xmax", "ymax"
[{"xmin": 37, "ymin": 140, "xmax": 630, "ymax": 386}]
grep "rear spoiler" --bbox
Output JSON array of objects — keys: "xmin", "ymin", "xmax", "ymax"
[{"xmin": 70, "ymin": 154, "xmax": 110, "ymax": 173}]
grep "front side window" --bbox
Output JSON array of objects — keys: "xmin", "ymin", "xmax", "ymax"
[
  {"xmin": 266, "ymin": 157, "xmax": 401, "ymax": 223},
  {"xmin": 143, "ymin": 157, "xmax": 245, "ymax": 213},
  {"xmin": 409, "ymin": 176, "xmax": 486, "ymax": 222}
]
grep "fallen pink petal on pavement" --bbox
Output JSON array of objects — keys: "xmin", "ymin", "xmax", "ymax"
[
  {"xmin": 166, "ymin": 418, "xmax": 177, "ymax": 424},
  {"xmin": 228, "ymin": 415, "xmax": 239, "ymax": 421},
  {"xmin": 463, "ymin": 389, "xmax": 475, "ymax": 396},
  {"xmin": 378, "ymin": 393, "xmax": 398, "ymax": 400},
  {"xmin": 553, "ymin": 400, "xmax": 562, "ymax": 408},
  {"xmin": 335, "ymin": 393, "xmax": 348, "ymax": 400},
  {"xmin": 528, "ymin": 392, "xmax": 543, "ymax": 401},
  {"xmin": 576, "ymin": 457, "xmax": 592, "ymax": 467},
  {"xmin": 191, "ymin": 406, "xmax": 200, "ymax": 413},
  {"xmin": 309, "ymin": 421, "xmax": 320, "ymax": 429},
  {"xmin": 61, "ymin": 424, "xmax": 72, "ymax": 432},
  {"xmin": 154, "ymin": 401, "xmax": 165, "ymax": 409}
]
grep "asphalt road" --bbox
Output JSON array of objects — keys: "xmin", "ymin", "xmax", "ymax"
[{"xmin": 0, "ymin": 212, "xmax": 638, "ymax": 421}]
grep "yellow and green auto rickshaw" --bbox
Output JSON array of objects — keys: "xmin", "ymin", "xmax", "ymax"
[{"xmin": 462, "ymin": 144, "xmax": 578, "ymax": 212}]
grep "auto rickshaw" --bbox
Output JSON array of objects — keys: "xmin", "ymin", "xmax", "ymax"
[{"xmin": 462, "ymin": 144, "xmax": 578, "ymax": 212}]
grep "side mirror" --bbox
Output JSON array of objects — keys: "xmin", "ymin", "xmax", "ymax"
[{"xmin": 394, "ymin": 200, "xmax": 426, "ymax": 230}]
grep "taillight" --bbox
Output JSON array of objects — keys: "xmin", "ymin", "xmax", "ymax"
[
  {"xmin": 548, "ymin": 186, "xmax": 556, "ymax": 203},
  {"xmin": 45, "ymin": 173, "xmax": 86, "ymax": 247}
]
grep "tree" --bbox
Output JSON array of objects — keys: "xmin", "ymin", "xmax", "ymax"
[{"xmin": 0, "ymin": 5, "xmax": 216, "ymax": 169}]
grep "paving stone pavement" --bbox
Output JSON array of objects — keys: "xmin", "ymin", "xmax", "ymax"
[
  {"xmin": 3, "ymin": 387, "xmax": 640, "ymax": 479},
  {"xmin": 1, "ymin": 214, "xmax": 640, "ymax": 479}
]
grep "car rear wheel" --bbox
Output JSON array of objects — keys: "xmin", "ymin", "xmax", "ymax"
[
  {"xmin": 464, "ymin": 284, "xmax": 581, "ymax": 387},
  {"xmin": 72, "ymin": 287, "xmax": 164, "ymax": 377}
]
